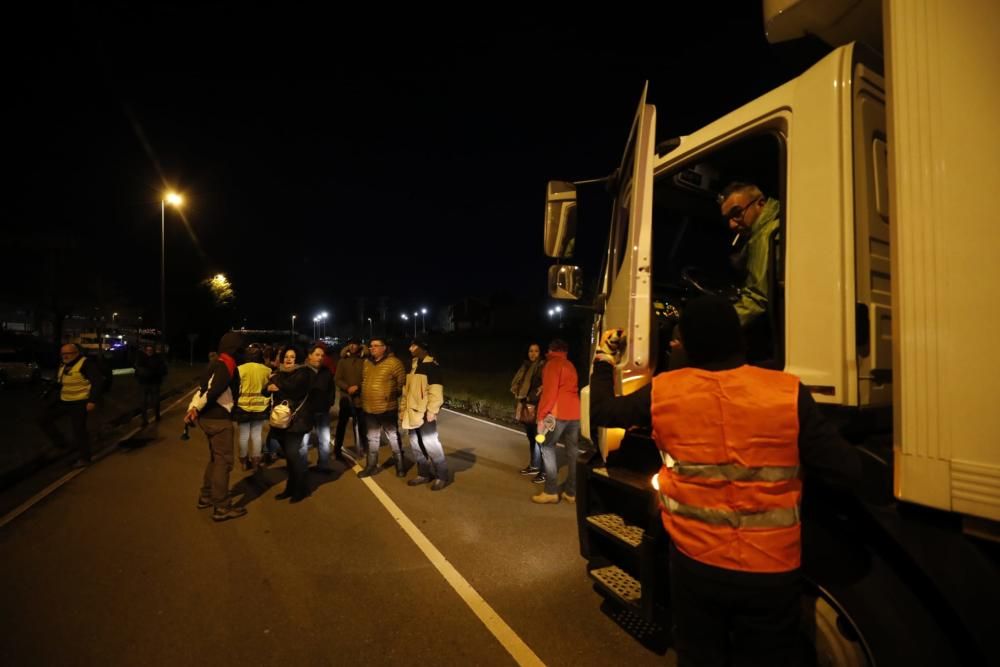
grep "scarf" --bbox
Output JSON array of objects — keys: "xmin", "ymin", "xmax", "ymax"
[{"xmin": 511, "ymin": 358, "xmax": 542, "ymax": 399}]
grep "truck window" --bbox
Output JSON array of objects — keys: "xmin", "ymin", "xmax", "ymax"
[{"xmin": 650, "ymin": 132, "xmax": 785, "ymax": 367}]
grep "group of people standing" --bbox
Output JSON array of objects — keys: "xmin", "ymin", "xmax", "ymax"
[
  {"xmin": 184, "ymin": 333, "xmax": 452, "ymax": 522},
  {"xmin": 510, "ymin": 339, "xmax": 580, "ymax": 505}
]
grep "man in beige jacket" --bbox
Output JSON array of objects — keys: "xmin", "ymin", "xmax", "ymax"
[
  {"xmin": 358, "ymin": 337, "xmax": 406, "ymax": 478},
  {"xmin": 400, "ymin": 339, "xmax": 450, "ymax": 490}
]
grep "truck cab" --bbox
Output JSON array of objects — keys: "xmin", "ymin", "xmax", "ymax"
[{"xmin": 543, "ymin": 1, "xmax": 1000, "ymax": 664}]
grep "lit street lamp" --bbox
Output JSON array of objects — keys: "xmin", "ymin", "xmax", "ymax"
[
  {"xmin": 291, "ymin": 314, "xmax": 297, "ymax": 339},
  {"xmin": 161, "ymin": 191, "xmax": 183, "ymax": 349},
  {"xmin": 367, "ymin": 317, "xmax": 373, "ymax": 340},
  {"xmin": 420, "ymin": 308, "xmax": 428, "ymax": 333}
]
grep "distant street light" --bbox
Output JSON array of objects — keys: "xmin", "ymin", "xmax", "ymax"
[
  {"xmin": 291, "ymin": 314, "xmax": 297, "ymax": 339},
  {"xmin": 367, "ymin": 317, "xmax": 373, "ymax": 340},
  {"xmin": 420, "ymin": 308, "xmax": 428, "ymax": 333},
  {"xmin": 161, "ymin": 191, "xmax": 184, "ymax": 349}
]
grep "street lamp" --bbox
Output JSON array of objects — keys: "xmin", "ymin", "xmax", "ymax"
[
  {"xmin": 420, "ymin": 307, "xmax": 428, "ymax": 333},
  {"xmin": 161, "ymin": 191, "xmax": 183, "ymax": 349},
  {"xmin": 367, "ymin": 317, "xmax": 373, "ymax": 340},
  {"xmin": 291, "ymin": 314, "xmax": 297, "ymax": 339},
  {"xmin": 313, "ymin": 316, "xmax": 319, "ymax": 340},
  {"xmin": 321, "ymin": 311, "xmax": 328, "ymax": 338}
]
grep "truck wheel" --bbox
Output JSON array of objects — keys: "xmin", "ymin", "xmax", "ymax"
[{"xmin": 801, "ymin": 519, "xmax": 961, "ymax": 666}]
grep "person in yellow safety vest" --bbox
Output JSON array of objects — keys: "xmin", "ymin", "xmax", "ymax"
[
  {"xmin": 589, "ymin": 295, "xmax": 862, "ymax": 666},
  {"xmin": 234, "ymin": 346, "xmax": 272, "ymax": 471},
  {"xmin": 38, "ymin": 344, "xmax": 105, "ymax": 469}
]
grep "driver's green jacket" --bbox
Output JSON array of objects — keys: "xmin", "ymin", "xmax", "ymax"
[{"xmin": 734, "ymin": 198, "xmax": 780, "ymax": 327}]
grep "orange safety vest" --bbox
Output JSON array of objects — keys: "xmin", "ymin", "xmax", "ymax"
[{"xmin": 651, "ymin": 365, "xmax": 802, "ymax": 573}]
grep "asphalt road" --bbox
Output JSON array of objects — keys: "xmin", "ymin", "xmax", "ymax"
[{"xmin": 0, "ymin": 398, "xmax": 675, "ymax": 666}]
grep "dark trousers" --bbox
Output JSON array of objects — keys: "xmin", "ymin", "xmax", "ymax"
[
  {"xmin": 39, "ymin": 399, "xmax": 91, "ymax": 462},
  {"xmin": 670, "ymin": 549, "xmax": 802, "ymax": 667},
  {"xmin": 140, "ymin": 384, "xmax": 161, "ymax": 423},
  {"xmin": 333, "ymin": 396, "xmax": 362, "ymax": 455},
  {"xmin": 198, "ymin": 417, "xmax": 235, "ymax": 509},
  {"xmin": 279, "ymin": 430, "xmax": 309, "ymax": 499}
]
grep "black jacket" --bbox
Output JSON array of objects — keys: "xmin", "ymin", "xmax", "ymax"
[
  {"xmin": 190, "ymin": 356, "xmax": 240, "ymax": 421},
  {"xmin": 135, "ymin": 353, "xmax": 168, "ymax": 386},
  {"xmin": 306, "ymin": 365, "xmax": 336, "ymax": 413},
  {"xmin": 266, "ymin": 365, "xmax": 315, "ymax": 434}
]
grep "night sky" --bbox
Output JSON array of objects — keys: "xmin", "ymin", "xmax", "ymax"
[{"xmin": 7, "ymin": 4, "xmax": 828, "ymax": 334}]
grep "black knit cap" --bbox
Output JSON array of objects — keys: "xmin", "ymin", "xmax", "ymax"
[
  {"xmin": 218, "ymin": 332, "xmax": 244, "ymax": 356},
  {"xmin": 679, "ymin": 295, "xmax": 745, "ymax": 366},
  {"xmin": 411, "ymin": 338, "xmax": 431, "ymax": 353}
]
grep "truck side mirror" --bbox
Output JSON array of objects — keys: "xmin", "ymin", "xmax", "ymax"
[
  {"xmin": 544, "ymin": 181, "xmax": 578, "ymax": 258},
  {"xmin": 548, "ymin": 265, "xmax": 583, "ymax": 301}
]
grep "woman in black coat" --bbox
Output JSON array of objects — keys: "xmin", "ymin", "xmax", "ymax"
[
  {"xmin": 266, "ymin": 344, "xmax": 315, "ymax": 502},
  {"xmin": 510, "ymin": 342, "xmax": 545, "ymax": 479}
]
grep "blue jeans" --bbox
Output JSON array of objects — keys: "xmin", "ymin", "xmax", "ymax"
[
  {"xmin": 409, "ymin": 420, "xmax": 449, "ymax": 480},
  {"xmin": 237, "ymin": 419, "xmax": 265, "ymax": 459},
  {"xmin": 540, "ymin": 419, "xmax": 580, "ymax": 496},
  {"xmin": 365, "ymin": 411, "xmax": 403, "ymax": 460},
  {"xmin": 303, "ymin": 411, "xmax": 331, "ymax": 467}
]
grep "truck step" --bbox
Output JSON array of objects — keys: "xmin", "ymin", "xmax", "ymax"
[
  {"xmin": 586, "ymin": 513, "xmax": 645, "ymax": 548},
  {"xmin": 590, "ymin": 565, "xmax": 642, "ymax": 605}
]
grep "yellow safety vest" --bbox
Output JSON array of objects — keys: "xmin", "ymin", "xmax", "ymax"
[
  {"xmin": 59, "ymin": 357, "xmax": 91, "ymax": 402},
  {"xmin": 237, "ymin": 362, "xmax": 271, "ymax": 413}
]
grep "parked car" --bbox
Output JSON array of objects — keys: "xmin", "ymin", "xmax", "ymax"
[{"xmin": 0, "ymin": 348, "xmax": 41, "ymax": 388}]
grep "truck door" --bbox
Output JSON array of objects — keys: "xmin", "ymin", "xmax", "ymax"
[
  {"xmin": 852, "ymin": 57, "xmax": 892, "ymax": 407},
  {"xmin": 604, "ymin": 85, "xmax": 657, "ymax": 379}
]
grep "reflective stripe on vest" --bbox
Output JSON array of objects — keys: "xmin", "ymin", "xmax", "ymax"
[
  {"xmin": 657, "ymin": 489, "xmax": 799, "ymax": 529},
  {"xmin": 651, "ymin": 365, "xmax": 802, "ymax": 573},
  {"xmin": 660, "ymin": 451, "xmax": 799, "ymax": 483},
  {"xmin": 59, "ymin": 357, "xmax": 90, "ymax": 402},
  {"xmin": 237, "ymin": 363, "xmax": 272, "ymax": 412}
]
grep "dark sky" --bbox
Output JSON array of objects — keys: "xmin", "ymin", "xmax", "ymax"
[{"xmin": 7, "ymin": 3, "xmax": 827, "ymax": 331}]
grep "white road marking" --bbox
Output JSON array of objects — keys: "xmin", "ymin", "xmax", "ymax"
[
  {"xmin": 442, "ymin": 407, "xmax": 525, "ymax": 435},
  {"xmin": 442, "ymin": 407, "xmax": 576, "ymax": 450},
  {"xmin": 356, "ymin": 471, "xmax": 545, "ymax": 667},
  {"xmin": 0, "ymin": 388, "xmax": 198, "ymax": 530}
]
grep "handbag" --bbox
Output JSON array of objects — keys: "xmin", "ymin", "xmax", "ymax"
[
  {"xmin": 269, "ymin": 395, "xmax": 308, "ymax": 429},
  {"xmin": 518, "ymin": 401, "xmax": 537, "ymax": 425}
]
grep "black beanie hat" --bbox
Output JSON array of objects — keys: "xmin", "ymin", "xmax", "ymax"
[
  {"xmin": 679, "ymin": 295, "xmax": 745, "ymax": 366},
  {"xmin": 218, "ymin": 332, "xmax": 245, "ymax": 356},
  {"xmin": 411, "ymin": 338, "xmax": 431, "ymax": 353}
]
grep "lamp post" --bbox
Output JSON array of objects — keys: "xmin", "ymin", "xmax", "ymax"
[
  {"xmin": 321, "ymin": 311, "xmax": 328, "ymax": 338},
  {"xmin": 401, "ymin": 313, "xmax": 409, "ymax": 337},
  {"xmin": 291, "ymin": 314, "xmax": 297, "ymax": 339},
  {"xmin": 420, "ymin": 307, "xmax": 427, "ymax": 333},
  {"xmin": 412, "ymin": 312, "xmax": 419, "ymax": 338},
  {"xmin": 160, "ymin": 191, "xmax": 183, "ymax": 350},
  {"xmin": 367, "ymin": 317, "xmax": 373, "ymax": 340}
]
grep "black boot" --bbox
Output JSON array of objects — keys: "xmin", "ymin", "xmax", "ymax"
[
  {"xmin": 357, "ymin": 452, "xmax": 379, "ymax": 478},
  {"xmin": 395, "ymin": 456, "xmax": 406, "ymax": 478}
]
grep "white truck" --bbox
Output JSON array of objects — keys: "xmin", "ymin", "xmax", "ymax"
[{"xmin": 543, "ymin": 1, "xmax": 999, "ymax": 664}]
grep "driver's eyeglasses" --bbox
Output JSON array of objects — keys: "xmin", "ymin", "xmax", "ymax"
[{"xmin": 723, "ymin": 198, "xmax": 762, "ymax": 221}]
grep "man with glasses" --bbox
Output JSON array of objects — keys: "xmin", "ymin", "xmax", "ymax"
[
  {"xmin": 717, "ymin": 181, "xmax": 781, "ymax": 330},
  {"xmin": 39, "ymin": 344, "xmax": 104, "ymax": 468},
  {"xmin": 358, "ymin": 338, "xmax": 406, "ymax": 478}
]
